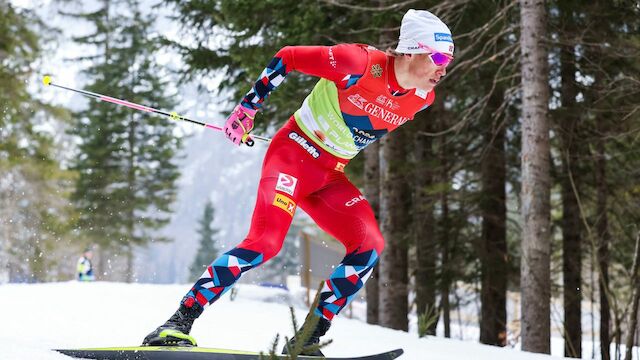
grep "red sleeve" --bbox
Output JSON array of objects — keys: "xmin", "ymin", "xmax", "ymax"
[
  {"xmin": 275, "ymin": 44, "xmax": 368, "ymax": 83},
  {"xmin": 241, "ymin": 44, "xmax": 369, "ymax": 110}
]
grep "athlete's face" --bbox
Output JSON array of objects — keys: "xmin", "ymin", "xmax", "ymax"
[{"xmin": 407, "ymin": 53, "xmax": 450, "ymax": 91}]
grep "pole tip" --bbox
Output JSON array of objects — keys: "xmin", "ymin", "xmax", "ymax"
[{"xmin": 42, "ymin": 75, "xmax": 52, "ymax": 86}]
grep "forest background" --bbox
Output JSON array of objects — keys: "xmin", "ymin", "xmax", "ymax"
[{"xmin": 1, "ymin": 0, "xmax": 639, "ymax": 359}]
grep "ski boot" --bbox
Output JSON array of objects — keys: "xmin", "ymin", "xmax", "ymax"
[
  {"xmin": 142, "ymin": 303, "xmax": 203, "ymax": 347},
  {"xmin": 282, "ymin": 315, "xmax": 331, "ymax": 356}
]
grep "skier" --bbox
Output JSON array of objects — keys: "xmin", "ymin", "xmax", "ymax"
[
  {"xmin": 143, "ymin": 9, "xmax": 454, "ymax": 355},
  {"xmin": 77, "ymin": 248, "xmax": 95, "ymax": 282}
]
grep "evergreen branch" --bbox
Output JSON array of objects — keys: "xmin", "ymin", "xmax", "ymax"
[
  {"xmin": 320, "ymin": 0, "xmax": 423, "ymax": 12},
  {"xmin": 264, "ymin": 281, "xmax": 330, "ymax": 359}
]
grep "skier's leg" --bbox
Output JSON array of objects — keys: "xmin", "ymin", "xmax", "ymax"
[
  {"xmin": 143, "ymin": 135, "xmax": 313, "ymax": 346},
  {"xmin": 181, "ymin": 174, "xmax": 298, "ymax": 310},
  {"xmin": 299, "ymin": 175, "xmax": 384, "ymax": 321},
  {"xmin": 142, "ymin": 175, "xmax": 297, "ymax": 346},
  {"xmin": 282, "ymin": 176, "xmax": 383, "ymax": 354}
]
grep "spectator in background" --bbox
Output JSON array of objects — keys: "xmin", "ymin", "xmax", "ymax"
[{"xmin": 77, "ymin": 248, "xmax": 95, "ymax": 282}]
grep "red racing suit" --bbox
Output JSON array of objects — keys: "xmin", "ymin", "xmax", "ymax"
[{"xmin": 182, "ymin": 44, "xmax": 435, "ymax": 321}]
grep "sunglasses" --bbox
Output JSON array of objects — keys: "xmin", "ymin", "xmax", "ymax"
[{"xmin": 416, "ymin": 42, "xmax": 454, "ymax": 67}]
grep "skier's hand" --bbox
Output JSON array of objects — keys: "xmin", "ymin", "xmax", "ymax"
[{"xmin": 224, "ymin": 104, "xmax": 257, "ymax": 146}]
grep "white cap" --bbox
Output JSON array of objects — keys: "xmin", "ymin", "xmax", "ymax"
[{"xmin": 395, "ymin": 9, "xmax": 454, "ymax": 56}]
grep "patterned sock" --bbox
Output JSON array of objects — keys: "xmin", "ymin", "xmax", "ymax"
[
  {"xmin": 182, "ymin": 248, "xmax": 263, "ymax": 308},
  {"xmin": 315, "ymin": 249, "xmax": 379, "ymax": 320}
]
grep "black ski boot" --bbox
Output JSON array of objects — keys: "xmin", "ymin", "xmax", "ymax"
[
  {"xmin": 282, "ymin": 315, "xmax": 331, "ymax": 356},
  {"xmin": 142, "ymin": 303, "xmax": 203, "ymax": 347}
]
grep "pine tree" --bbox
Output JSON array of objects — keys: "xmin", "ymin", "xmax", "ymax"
[
  {"xmin": 553, "ymin": 1, "xmax": 583, "ymax": 356},
  {"xmin": 260, "ymin": 221, "xmax": 302, "ymax": 286},
  {"xmin": 378, "ymin": 125, "xmax": 411, "ymax": 331},
  {"xmin": 162, "ymin": 0, "xmax": 392, "ymax": 131},
  {"xmin": 189, "ymin": 201, "xmax": 220, "ymax": 279},
  {"xmin": 0, "ymin": 1, "xmax": 72, "ymax": 282},
  {"xmin": 66, "ymin": 0, "xmax": 181, "ymax": 281},
  {"xmin": 547, "ymin": 2, "xmax": 640, "ymax": 357},
  {"xmin": 519, "ymin": 0, "xmax": 551, "ymax": 353}
]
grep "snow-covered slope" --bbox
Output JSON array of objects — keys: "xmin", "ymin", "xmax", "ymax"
[{"xmin": 0, "ymin": 281, "xmax": 571, "ymax": 360}]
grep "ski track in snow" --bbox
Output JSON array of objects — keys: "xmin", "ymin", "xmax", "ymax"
[{"xmin": 0, "ymin": 281, "xmax": 578, "ymax": 360}]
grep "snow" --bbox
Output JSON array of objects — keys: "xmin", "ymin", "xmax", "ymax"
[{"xmin": 0, "ymin": 281, "xmax": 578, "ymax": 360}]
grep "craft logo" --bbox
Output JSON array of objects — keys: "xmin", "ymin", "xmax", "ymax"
[
  {"xmin": 334, "ymin": 162, "xmax": 346, "ymax": 173},
  {"xmin": 273, "ymin": 193, "xmax": 296, "ymax": 217},
  {"xmin": 328, "ymin": 47, "xmax": 337, "ymax": 69},
  {"xmin": 345, "ymin": 195, "xmax": 366, "ymax": 207},
  {"xmin": 370, "ymin": 64, "xmax": 383, "ymax": 78},
  {"xmin": 288, "ymin": 131, "xmax": 321, "ymax": 158},
  {"xmin": 276, "ymin": 173, "xmax": 298, "ymax": 196},
  {"xmin": 434, "ymin": 33, "xmax": 453, "ymax": 43}
]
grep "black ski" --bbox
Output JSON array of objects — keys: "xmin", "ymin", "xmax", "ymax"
[{"xmin": 55, "ymin": 346, "xmax": 404, "ymax": 360}]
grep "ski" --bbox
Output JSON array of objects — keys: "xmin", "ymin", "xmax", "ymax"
[{"xmin": 55, "ymin": 346, "xmax": 403, "ymax": 360}]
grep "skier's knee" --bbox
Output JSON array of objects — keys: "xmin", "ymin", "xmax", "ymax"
[
  {"xmin": 258, "ymin": 235, "xmax": 285, "ymax": 262},
  {"xmin": 234, "ymin": 230, "xmax": 286, "ymax": 263},
  {"xmin": 373, "ymin": 233, "xmax": 385, "ymax": 255},
  {"xmin": 363, "ymin": 231, "xmax": 385, "ymax": 256}
]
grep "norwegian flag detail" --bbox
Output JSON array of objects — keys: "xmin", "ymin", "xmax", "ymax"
[
  {"xmin": 241, "ymin": 56, "xmax": 289, "ymax": 110},
  {"xmin": 314, "ymin": 249, "xmax": 378, "ymax": 320},
  {"xmin": 182, "ymin": 248, "xmax": 263, "ymax": 309}
]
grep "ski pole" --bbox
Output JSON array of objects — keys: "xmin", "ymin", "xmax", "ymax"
[{"xmin": 41, "ymin": 75, "xmax": 271, "ymax": 146}]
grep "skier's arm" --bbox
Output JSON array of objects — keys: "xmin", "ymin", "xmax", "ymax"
[
  {"xmin": 240, "ymin": 44, "xmax": 368, "ymax": 110},
  {"xmin": 223, "ymin": 44, "xmax": 368, "ymax": 145}
]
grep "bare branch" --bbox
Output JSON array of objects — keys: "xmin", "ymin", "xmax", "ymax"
[{"xmin": 320, "ymin": 0, "xmax": 423, "ymax": 12}]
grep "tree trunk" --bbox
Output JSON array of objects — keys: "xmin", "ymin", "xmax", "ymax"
[
  {"xmin": 479, "ymin": 96, "xmax": 508, "ymax": 347},
  {"xmin": 595, "ymin": 131, "xmax": 611, "ymax": 360},
  {"xmin": 126, "ymin": 244, "xmax": 134, "ymax": 283},
  {"xmin": 558, "ymin": 28, "xmax": 582, "ymax": 357},
  {"xmin": 364, "ymin": 143, "xmax": 380, "ymax": 325},
  {"xmin": 412, "ymin": 110, "xmax": 437, "ymax": 336},
  {"xmin": 96, "ymin": 245, "xmax": 105, "ymax": 281},
  {"xmin": 126, "ymin": 107, "xmax": 137, "ymax": 283},
  {"xmin": 379, "ymin": 127, "xmax": 410, "ymax": 331},
  {"xmin": 366, "ymin": 21, "xmax": 394, "ymax": 325},
  {"xmin": 624, "ymin": 233, "xmax": 640, "ymax": 360},
  {"xmin": 439, "ymin": 134, "xmax": 451, "ymax": 338},
  {"xmin": 560, "ymin": 127, "xmax": 582, "ymax": 359},
  {"xmin": 519, "ymin": 0, "xmax": 551, "ymax": 354}
]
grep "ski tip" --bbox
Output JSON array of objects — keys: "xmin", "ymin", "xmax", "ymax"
[
  {"xmin": 42, "ymin": 75, "xmax": 52, "ymax": 86},
  {"xmin": 384, "ymin": 348, "xmax": 404, "ymax": 359}
]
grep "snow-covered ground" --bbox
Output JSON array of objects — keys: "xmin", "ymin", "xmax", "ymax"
[{"xmin": 0, "ymin": 281, "xmax": 594, "ymax": 360}]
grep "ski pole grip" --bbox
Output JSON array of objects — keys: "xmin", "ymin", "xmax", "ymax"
[{"xmin": 241, "ymin": 133, "xmax": 255, "ymax": 147}]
